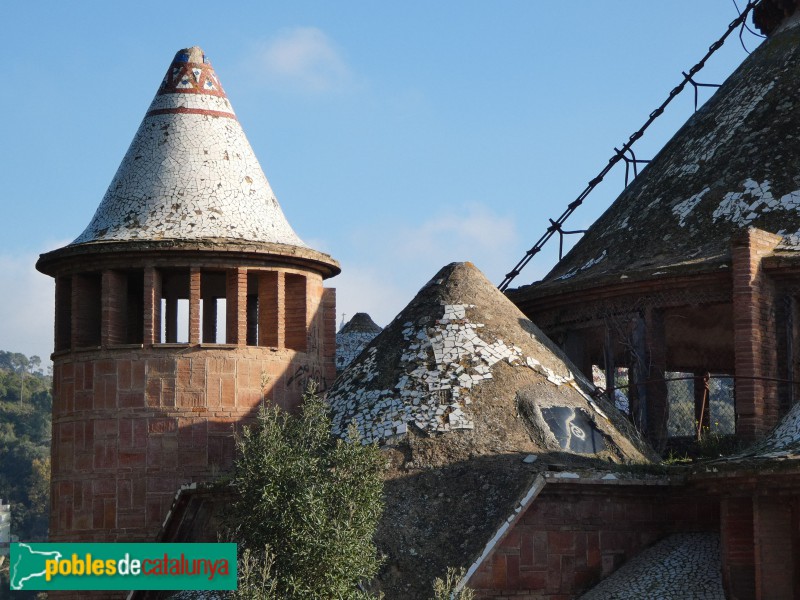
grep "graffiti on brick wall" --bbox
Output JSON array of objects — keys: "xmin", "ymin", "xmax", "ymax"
[{"xmin": 286, "ymin": 364, "xmax": 327, "ymax": 393}]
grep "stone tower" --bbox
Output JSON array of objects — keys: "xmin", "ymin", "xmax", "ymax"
[{"xmin": 36, "ymin": 47, "xmax": 339, "ymax": 542}]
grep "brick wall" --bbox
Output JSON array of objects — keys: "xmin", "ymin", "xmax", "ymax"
[
  {"xmin": 721, "ymin": 497, "xmax": 756, "ymax": 599},
  {"xmin": 50, "ymin": 342, "xmax": 335, "ymax": 543},
  {"xmin": 719, "ymin": 493, "xmax": 800, "ymax": 600},
  {"xmin": 731, "ymin": 227, "xmax": 782, "ymax": 441},
  {"xmin": 468, "ymin": 483, "xmax": 719, "ymax": 599},
  {"xmin": 754, "ymin": 496, "xmax": 794, "ymax": 599},
  {"xmin": 49, "ymin": 262, "xmax": 337, "ymax": 545},
  {"xmin": 322, "ymin": 287, "xmax": 337, "ymax": 386},
  {"xmin": 285, "ymin": 273, "xmax": 308, "ymax": 351}
]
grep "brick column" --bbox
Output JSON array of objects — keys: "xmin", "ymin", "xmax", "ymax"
[
  {"xmin": 754, "ymin": 496, "xmax": 794, "ymax": 599},
  {"xmin": 189, "ymin": 268, "xmax": 201, "ymax": 344},
  {"xmin": 732, "ymin": 228, "xmax": 782, "ymax": 442},
  {"xmin": 258, "ymin": 271, "xmax": 282, "ymax": 348},
  {"xmin": 285, "ymin": 273, "xmax": 307, "ymax": 351},
  {"xmin": 143, "ymin": 267, "xmax": 161, "ymax": 345},
  {"xmin": 322, "ymin": 287, "xmax": 337, "ymax": 385},
  {"xmin": 721, "ymin": 497, "xmax": 755, "ymax": 599},
  {"xmin": 226, "ymin": 268, "xmax": 247, "ymax": 345},
  {"xmin": 102, "ymin": 270, "xmax": 127, "ymax": 346}
]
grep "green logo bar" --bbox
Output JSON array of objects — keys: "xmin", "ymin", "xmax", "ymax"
[{"xmin": 10, "ymin": 543, "xmax": 237, "ymax": 591}]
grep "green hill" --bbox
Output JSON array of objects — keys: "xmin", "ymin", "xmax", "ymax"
[{"xmin": 0, "ymin": 351, "xmax": 51, "ymax": 543}]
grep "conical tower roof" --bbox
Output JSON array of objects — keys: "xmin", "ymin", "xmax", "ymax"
[
  {"xmin": 328, "ymin": 262, "xmax": 653, "ymax": 463},
  {"xmin": 338, "ymin": 312, "xmax": 382, "ymax": 335},
  {"xmin": 72, "ymin": 46, "xmax": 305, "ymax": 247},
  {"xmin": 335, "ymin": 312, "xmax": 382, "ymax": 372},
  {"xmin": 520, "ymin": 12, "xmax": 800, "ymax": 294}
]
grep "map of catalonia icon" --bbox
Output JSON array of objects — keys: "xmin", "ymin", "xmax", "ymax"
[{"xmin": 10, "ymin": 543, "xmax": 62, "ymax": 590}]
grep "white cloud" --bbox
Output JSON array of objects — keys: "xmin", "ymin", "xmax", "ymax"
[
  {"xmin": 332, "ymin": 204, "xmax": 529, "ymax": 330},
  {"xmin": 0, "ymin": 251, "xmax": 56, "ymax": 362},
  {"xmin": 256, "ymin": 27, "xmax": 354, "ymax": 93}
]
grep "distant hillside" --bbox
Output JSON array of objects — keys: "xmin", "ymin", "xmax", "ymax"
[{"xmin": 0, "ymin": 351, "xmax": 51, "ymax": 542}]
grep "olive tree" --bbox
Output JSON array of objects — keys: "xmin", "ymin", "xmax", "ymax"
[{"xmin": 225, "ymin": 387, "xmax": 385, "ymax": 599}]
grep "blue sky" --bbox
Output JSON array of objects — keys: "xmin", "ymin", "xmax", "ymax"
[{"xmin": 1, "ymin": 1, "xmax": 763, "ymax": 361}]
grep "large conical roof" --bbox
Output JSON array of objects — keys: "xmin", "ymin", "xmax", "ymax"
[
  {"xmin": 523, "ymin": 13, "xmax": 800, "ymax": 293},
  {"xmin": 72, "ymin": 46, "xmax": 306, "ymax": 247},
  {"xmin": 328, "ymin": 262, "xmax": 651, "ymax": 462}
]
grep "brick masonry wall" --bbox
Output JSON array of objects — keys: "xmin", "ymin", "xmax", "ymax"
[
  {"xmin": 732, "ymin": 228, "xmax": 783, "ymax": 442},
  {"xmin": 718, "ymin": 493, "xmax": 800, "ymax": 600},
  {"xmin": 50, "ymin": 343, "xmax": 335, "ymax": 543},
  {"xmin": 49, "ymin": 263, "xmax": 336, "ymax": 544},
  {"xmin": 721, "ymin": 497, "xmax": 756, "ymax": 599},
  {"xmin": 754, "ymin": 496, "xmax": 795, "ymax": 600},
  {"xmin": 468, "ymin": 484, "xmax": 719, "ymax": 599}
]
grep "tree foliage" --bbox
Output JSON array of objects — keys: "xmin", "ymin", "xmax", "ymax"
[
  {"xmin": 0, "ymin": 351, "xmax": 51, "ymax": 543},
  {"xmin": 224, "ymin": 388, "xmax": 385, "ymax": 599},
  {"xmin": 431, "ymin": 567, "xmax": 474, "ymax": 600}
]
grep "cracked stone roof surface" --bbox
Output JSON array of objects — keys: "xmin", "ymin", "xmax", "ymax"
[
  {"xmin": 327, "ymin": 262, "xmax": 657, "ymax": 599},
  {"xmin": 579, "ymin": 533, "xmax": 724, "ymax": 600},
  {"xmin": 511, "ymin": 12, "xmax": 800, "ymax": 296},
  {"xmin": 72, "ymin": 46, "xmax": 307, "ymax": 248}
]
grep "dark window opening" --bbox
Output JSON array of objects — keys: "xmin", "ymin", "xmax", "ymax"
[
  {"xmin": 201, "ymin": 271, "xmax": 227, "ymax": 344},
  {"xmin": 55, "ymin": 276, "xmax": 72, "ymax": 351},
  {"xmin": 73, "ymin": 273, "xmax": 102, "ymax": 347}
]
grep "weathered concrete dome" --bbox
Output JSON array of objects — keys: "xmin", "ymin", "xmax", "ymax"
[
  {"xmin": 519, "ymin": 12, "xmax": 800, "ymax": 294},
  {"xmin": 72, "ymin": 46, "xmax": 305, "ymax": 247}
]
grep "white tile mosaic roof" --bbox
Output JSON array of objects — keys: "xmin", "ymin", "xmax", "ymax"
[
  {"xmin": 733, "ymin": 401, "xmax": 800, "ymax": 459},
  {"xmin": 336, "ymin": 313, "xmax": 383, "ymax": 372},
  {"xmin": 72, "ymin": 47, "xmax": 306, "ymax": 247},
  {"xmin": 329, "ymin": 304, "xmax": 524, "ymax": 442}
]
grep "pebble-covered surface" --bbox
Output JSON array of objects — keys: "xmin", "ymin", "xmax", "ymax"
[
  {"xmin": 579, "ymin": 533, "xmax": 724, "ymax": 600},
  {"xmin": 73, "ymin": 46, "xmax": 306, "ymax": 248},
  {"xmin": 335, "ymin": 313, "xmax": 382, "ymax": 372}
]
